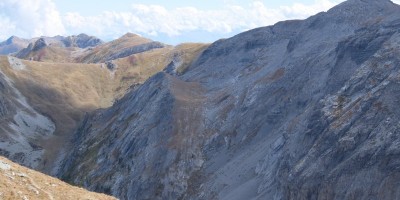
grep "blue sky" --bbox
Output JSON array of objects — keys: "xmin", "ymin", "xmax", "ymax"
[
  {"xmin": 53, "ymin": 0, "xmax": 317, "ymax": 15},
  {"xmin": 2, "ymin": 0, "xmax": 398, "ymax": 44}
]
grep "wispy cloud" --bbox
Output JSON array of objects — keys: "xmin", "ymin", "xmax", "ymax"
[
  {"xmin": 0, "ymin": 0, "xmax": 65, "ymax": 39},
  {"xmin": 3, "ymin": 0, "xmax": 399, "ymax": 43},
  {"xmin": 63, "ymin": 0, "xmax": 341, "ymax": 40}
]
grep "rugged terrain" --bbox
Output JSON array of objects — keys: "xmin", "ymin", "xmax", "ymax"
[
  {"xmin": 1, "ymin": 0, "xmax": 400, "ymax": 199},
  {"xmin": 0, "ymin": 156, "xmax": 116, "ymax": 200},
  {"xmin": 0, "ymin": 33, "xmax": 207, "ymax": 174},
  {"xmin": 55, "ymin": 0, "xmax": 400, "ymax": 199}
]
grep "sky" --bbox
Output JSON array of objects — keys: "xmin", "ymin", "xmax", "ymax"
[{"xmin": 1, "ymin": 0, "xmax": 399, "ymax": 44}]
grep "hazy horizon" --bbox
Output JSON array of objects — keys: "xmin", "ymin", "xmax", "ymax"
[{"xmin": 1, "ymin": 0, "xmax": 399, "ymax": 44}]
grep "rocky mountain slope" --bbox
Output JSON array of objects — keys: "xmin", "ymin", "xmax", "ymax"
[
  {"xmin": 0, "ymin": 156, "xmax": 116, "ymax": 200},
  {"xmin": 0, "ymin": 36, "xmax": 30, "ymax": 55},
  {"xmin": 57, "ymin": 0, "xmax": 400, "ymax": 199},
  {"xmin": 0, "ymin": 40, "xmax": 207, "ymax": 174}
]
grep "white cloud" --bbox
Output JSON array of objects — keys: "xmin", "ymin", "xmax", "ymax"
[
  {"xmin": 0, "ymin": 0, "xmax": 65, "ymax": 40},
  {"xmin": 62, "ymin": 0, "xmax": 342, "ymax": 41},
  {"xmin": 280, "ymin": 0, "xmax": 340, "ymax": 18},
  {"xmin": 2, "ymin": 0, "xmax": 400, "ymax": 42}
]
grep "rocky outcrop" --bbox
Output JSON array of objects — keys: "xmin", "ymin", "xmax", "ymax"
[
  {"xmin": 32, "ymin": 38, "xmax": 47, "ymax": 52},
  {"xmin": 105, "ymin": 61, "xmax": 117, "ymax": 71},
  {"xmin": 58, "ymin": 0, "xmax": 400, "ymax": 199}
]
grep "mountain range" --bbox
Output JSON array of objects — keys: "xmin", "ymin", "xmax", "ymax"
[{"xmin": 1, "ymin": 0, "xmax": 400, "ymax": 199}]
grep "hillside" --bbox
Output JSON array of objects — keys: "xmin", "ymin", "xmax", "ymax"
[
  {"xmin": 0, "ymin": 41, "xmax": 208, "ymax": 173},
  {"xmin": 57, "ymin": 0, "xmax": 400, "ymax": 199},
  {"xmin": 0, "ymin": 156, "xmax": 116, "ymax": 200},
  {"xmin": 77, "ymin": 33, "xmax": 166, "ymax": 63}
]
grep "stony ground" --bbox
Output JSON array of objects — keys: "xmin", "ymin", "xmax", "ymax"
[{"xmin": 0, "ymin": 156, "xmax": 116, "ymax": 200}]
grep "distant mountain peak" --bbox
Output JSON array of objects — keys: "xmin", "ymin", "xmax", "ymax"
[
  {"xmin": 121, "ymin": 32, "xmax": 143, "ymax": 39},
  {"xmin": 77, "ymin": 33, "xmax": 90, "ymax": 37},
  {"xmin": 32, "ymin": 38, "xmax": 47, "ymax": 51},
  {"xmin": 4, "ymin": 36, "xmax": 23, "ymax": 45},
  {"xmin": 333, "ymin": 0, "xmax": 396, "ymax": 9},
  {"xmin": 111, "ymin": 32, "xmax": 154, "ymax": 46},
  {"xmin": 6, "ymin": 35, "xmax": 17, "ymax": 41}
]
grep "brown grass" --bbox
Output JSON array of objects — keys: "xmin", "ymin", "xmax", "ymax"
[
  {"xmin": 23, "ymin": 46, "xmax": 78, "ymax": 63},
  {"xmin": 258, "ymin": 68, "xmax": 286, "ymax": 84},
  {"xmin": 77, "ymin": 33, "xmax": 153, "ymax": 63},
  {"xmin": 173, "ymin": 43, "xmax": 209, "ymax": 74},
  {"xmin": 113, "ymin": 43, "xmax": 209, "ymax": 98},
  {"xmin": 0, "ymin": 57, "xmax": 115, "ymax": 171},
  {"xmin": 0, "ymin": 156, "xmax": 116, "ymax": 200}
]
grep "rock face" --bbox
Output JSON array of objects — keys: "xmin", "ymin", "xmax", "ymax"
[
  {"xmin": 57, "ymin": 0, "xmax": 400, "ymax": 200},
  {"xmin": 60, "ymin": 72, "xmax": 205, "ymax": 199},
  {"xmin": 32, "ymin": 38, "xmax": 48, "ymax": 52}
]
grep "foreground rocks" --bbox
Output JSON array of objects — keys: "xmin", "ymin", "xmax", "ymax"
[{"xmin": 0, "ymin": 156, "xmax": 116, "ymax": 200}]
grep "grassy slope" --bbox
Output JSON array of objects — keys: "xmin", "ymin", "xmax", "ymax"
[
  {"xmin": 23, "ymin": 46, "xmax": 77, "ymax": 63},
  {"xmin": 0, "ymin": 42, "xmax": 209, "ymax": 172},
  {"xmin": 0, "ymin": 156, "xmax": 116, "ymax": 200}
]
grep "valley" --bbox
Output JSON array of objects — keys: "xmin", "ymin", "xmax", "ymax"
[{"xmin": 1, "ymin": 0, "xmax": 400, "ymax": 199}]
